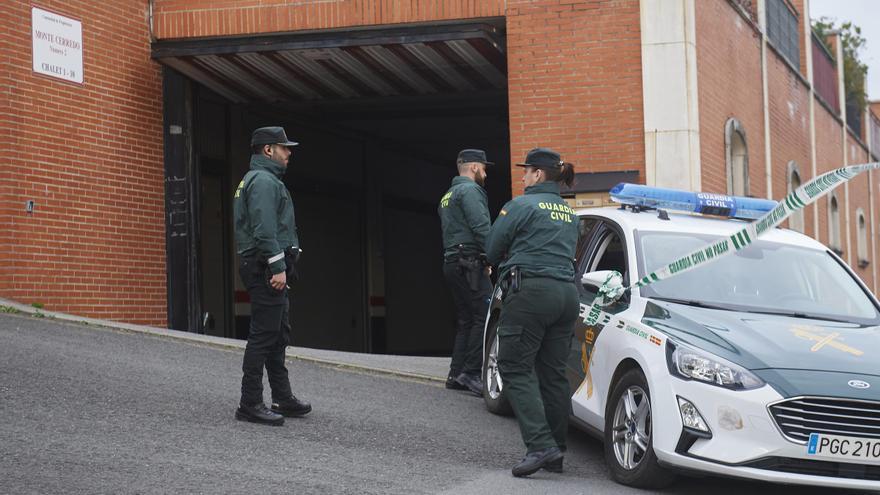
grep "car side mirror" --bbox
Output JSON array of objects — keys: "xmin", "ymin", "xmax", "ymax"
[
  {"xmin": 581, "ymin": 270, "xmax": 626, "ymax": 306},
  {"xmin": 581, "ymin": 270, "xmax": 615, "ymax": 290}
]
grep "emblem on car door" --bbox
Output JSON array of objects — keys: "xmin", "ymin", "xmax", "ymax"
[{"xmin": 848, "ymin": 380, "xmax": 871, "ymax": 389}]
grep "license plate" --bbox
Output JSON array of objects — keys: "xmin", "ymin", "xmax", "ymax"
[{"xmin": 807, "ymin": 433, "xmax": 880, "ymax": 465}]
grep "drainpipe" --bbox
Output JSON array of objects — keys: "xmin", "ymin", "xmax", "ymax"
[
  {"xmin": 803, "ymin": 0, "xmax": 820, "ymax": 239},
  {"xmin": 757, "ymin": 0, "xmax": 773, "ymax": 200}
]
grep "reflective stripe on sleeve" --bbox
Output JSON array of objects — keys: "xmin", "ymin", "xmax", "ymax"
[{"xmin": 268, "ymin": 252, "xmax": 285, "ymax": 264}]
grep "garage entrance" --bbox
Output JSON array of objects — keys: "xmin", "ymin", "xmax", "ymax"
[{"xmin": 154, "ymin": 21, "xmax": 510, "ymax": 354}]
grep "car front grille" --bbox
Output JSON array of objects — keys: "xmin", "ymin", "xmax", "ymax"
[
  {"xmin": 745, "ymin": 457, "xmax": 880, "ymax": 481},
  {"xmin": 769, "ymin": 397, "xmax": 880, "ymax": 443}
]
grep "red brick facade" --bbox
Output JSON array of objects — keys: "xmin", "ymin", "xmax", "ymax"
[
  {"xmin": 695, "ymin": 0, "xmax": 878, "ymax": 292},
  {"xmin": 765, "ymin": 52, "xmax": 813, "ymax": 234},
  {"xmin": 151, "ymin": 0, "xmax": 646, "ymax": 197},
  {"xmin": 505, "ymin": 0, "xmax": 645, "ymax": 196},
  {"xmin": 0, "ymin": 1, "xmax": 166, "ymax": 324},
  {"xmin": 813, "ymin": 100, "xmax": 844, "ymax": 247},
  {"xmin": 152, "ymin": 0, "xmax": 506, "ymax": 37},
  {"xmin": 695, "ymin": 0, "xmax": 766, "ymax": 199},
  {"xmin": 1, "ymin": 0, "xmax": 878, "ymax": 326}
]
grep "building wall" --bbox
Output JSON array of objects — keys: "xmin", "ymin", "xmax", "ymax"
[
  {"xmin": 694, "ymin": 0, "xmax": 878, "ymax": 289},
  {"xmin": 0, "ymin": 1, "xmax": 166, "ymax": 324},
  {"xmin": 506, "ymin": 0, "xmax": 644, "ymax": 195},
  {"xmin": 695, "ymin": 0, "xmax": 766, "ymax": 198},
  {"xmin": 153, "ymin": 0, "xmax": 645, "ymax": 199},
  {"xmin": 765, "ymin": 46, "xmax": 813, "ymax": 235},
  {"xmin": 2, "ymin": 0, "xmax": 877, "ymax": 326},
  {"xmin": 812, "ymin": 100, "xmax": 843, "ymax": 247},
  {"xmin": 847, "ymin": 132, "xmax": 874, "ymax": 288},
  {"xmin": 151, "ymin": 0, "xmax": 508, "ymax": 38}
]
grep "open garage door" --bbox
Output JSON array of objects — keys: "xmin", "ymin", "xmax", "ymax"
[{"xmin": 154, "ymin": 21, "xmax": 509, "ymax": 354}]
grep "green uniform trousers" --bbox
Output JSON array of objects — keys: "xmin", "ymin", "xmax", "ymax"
[{"xmin": 497, "ymin": 276, "xmax": 579, "ymax": 452}]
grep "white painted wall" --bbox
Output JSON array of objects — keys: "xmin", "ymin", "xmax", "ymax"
[{"xmin": 640, "ymin": 0, "xmax": 701, "ymax": 191}]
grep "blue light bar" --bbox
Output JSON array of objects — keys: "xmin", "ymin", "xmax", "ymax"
[{"xmin": 609, "ymin": 183, "xmax": 777, "ymax": 220}]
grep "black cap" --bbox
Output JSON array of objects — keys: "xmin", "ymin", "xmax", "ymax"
[
  {"xmin": 515, "ymin": 147, "xmax": 563, "ymax": 170},
  {"xmin": 251, "ymin": 126, "xmax": 299, "ymax": 147},
  {"xmin": 457, "ymin": 149, "xmax": 494, "ymax": 166}
]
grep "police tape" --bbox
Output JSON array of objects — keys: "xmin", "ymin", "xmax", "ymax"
[{"xmin": 583, "ymin": 161, "xmax": 880, "ymax": 326}]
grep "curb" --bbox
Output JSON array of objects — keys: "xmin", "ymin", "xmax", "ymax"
[{"xmin": 0, "ymin": 298, "xmax": 446, "ymax": 384}]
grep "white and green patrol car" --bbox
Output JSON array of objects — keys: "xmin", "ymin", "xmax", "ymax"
[{"xmin": 481, "ymin": 184, "xmax": 880, "ymax": 490}]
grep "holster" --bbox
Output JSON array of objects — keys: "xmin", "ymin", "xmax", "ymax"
[
  {"xmin": 499, "ymin": 267, "xmax": 521, "ymax": 297},
  {"xmin": 456, "ymin": 256, "xmax": 482, "ymax": 291},
  {"xmin": 284, "ymin": 247, "xmax": 302, "ymax": 281}
]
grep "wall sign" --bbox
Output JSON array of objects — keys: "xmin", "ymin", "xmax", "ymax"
[{"xmin": 32, "ymin": 7, "xmax": 83, "ymax": 84}]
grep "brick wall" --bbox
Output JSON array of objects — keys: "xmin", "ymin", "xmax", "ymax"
[
  {"xmin": 151, "ymin": 0, "xmax": 507, "ymax": 38},
  {"xmin": 871, "ymin": 104, "xmax": 880, "ymax": 158},
  {"xmin": 696, "ymin": 0, "xmax": 766, "ymax": 198},
  {"xmin": 766, "ymin": 46, "xmax": 813, "ymax": 235},
  {"xmin": 0, "ymin": 1, "xmax": 166, "ymax": 325},
  {"xmin": 846, "ymin": 133, "xmax": 873, "ymax": 288},
  {"xmin": 152, "ymin": 0, "xmax": 645, "ymax": 198},
  {"xmin": 813, "ymin": 100, "xmax": 843, "ymax": 247},
  {"xmin": 506, "ymin": 0, "xmax": 644, "ymax": 196}
]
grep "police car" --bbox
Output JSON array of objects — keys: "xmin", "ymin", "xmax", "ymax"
[{"xmin": 481, "ymin": 184, "xmax": 880, "ymax": 490}]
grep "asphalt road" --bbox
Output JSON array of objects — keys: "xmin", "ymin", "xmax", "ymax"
[{"xmin": 0, "ymin": 314, "xmax": 873, "ymax": 494}]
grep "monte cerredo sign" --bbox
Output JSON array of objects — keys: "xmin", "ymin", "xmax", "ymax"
[{"xmin": 32, "ymin": 7, "xmax": 83, "ymax": 84}]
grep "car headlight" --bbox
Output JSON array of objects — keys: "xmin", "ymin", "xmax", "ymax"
[{"xmin": 666, "ymin": 341, "xmax": 764, "ymax": 390}]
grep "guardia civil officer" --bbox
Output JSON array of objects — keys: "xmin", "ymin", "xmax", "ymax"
[
  {"xmin": 438, "ymin": 149, "xmax": 493, "ymax": 396},
  {"xmin": 486, "ymin": 148, "xmax": 579, "ymax": 476},
  {"xmin": 233, "ymin": 126, "xmax": 311, "ymax": 426}
]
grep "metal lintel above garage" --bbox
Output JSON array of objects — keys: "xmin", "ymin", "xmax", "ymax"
[{"xmin": 151, "ymin": 21, "xmax": 507, "ymax": 104}]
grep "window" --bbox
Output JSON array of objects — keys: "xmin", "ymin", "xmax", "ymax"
[
  {"xmin": 583, "ymin": 224, "xmax": 629, "ymax": 310},
  {"xmin": 725, "ymin": 118, "xmax": 749, "ymax": 196},
  {"xmin": 857, "ymin": 209, "xmax": 869, "ymax": 267},
  {"xmin": 591, "ymin": 233, "xmax": 626, "ymax": 277},
  {"xmin": 575, "ymin": 217, "xmax": 600, "ymax": 273},
  {"xmin": 787, "ymin": 161, "xmax": 804, "ymax": 233},
  {"xmin": 636, "ymin": 231, "xmax": 880, "ymax": 325},
  {"xmin": 766, "ymin": 0, "xmax": 800, "ymax": 69},
  {"xmin": 828, "ymin": 193, "xmax": 841, "ymax": 254}
]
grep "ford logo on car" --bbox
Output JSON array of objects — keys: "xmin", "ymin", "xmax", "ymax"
[{"xmin": 848, "ymin": 380, "xmax": 871, "ymax": 389}]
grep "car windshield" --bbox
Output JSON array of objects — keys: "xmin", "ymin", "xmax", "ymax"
[{"xmin": 635, "ymin": 231, "xmax": 880, "ymax": 324}]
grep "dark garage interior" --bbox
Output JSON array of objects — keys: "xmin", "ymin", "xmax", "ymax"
[{"xmin": 155, "ymin": 20, "xmax": 510, "ymax": 355}]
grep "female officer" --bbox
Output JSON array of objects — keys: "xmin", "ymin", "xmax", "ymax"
[{"xmin": 486, "ymin": 147, "xmax": 579, "ymax": 477}]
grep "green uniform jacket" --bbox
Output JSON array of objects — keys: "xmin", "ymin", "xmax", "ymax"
[
  {"xmin": 438, "ymin": 176, "xmax": 491, "ymax": 260},
  {"xmin": 234, "ymin": 154, "xmax": 300, "ymax": 275},
  {"xmin": 486, "ymin": 181, "xmax": 578, "ymax": 281}
]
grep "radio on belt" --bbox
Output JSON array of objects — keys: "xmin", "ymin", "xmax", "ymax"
[{"xmin": 609, "ymin": 183, "xmax": 777, "ymax": 220}]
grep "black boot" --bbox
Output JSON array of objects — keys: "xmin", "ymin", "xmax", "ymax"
[
  {"xmin": 446, "ymin": 370, "xmax": 467, "ymax": 390},
  {"xmin": 543, "ymin": 457, "xmax": 563, "ymax": 473},
  {"xmin": 455, "ymin": 372, "xmax": 483, "ymax": 397},
  {"xmin": 511, "ymin": 447, "xmax": 563, "ymax": 477},
  {"xmin": 271, "ymin": 395, "xmax": 312, "ymax": 417},
  {"xmin": 236, "ymin": 402, "xmax": 284, "ymax": 426}
]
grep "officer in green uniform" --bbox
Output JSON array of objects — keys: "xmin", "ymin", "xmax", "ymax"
[
  {"xmin": 438, "ymin": 149, "xmax": 493, "ymax": 395},
  {"xmin": 233, "ymin": 126, "xmax": 311, "ymax": 426},
  {"xmin": 486, "ymin": 148, "xmax": 579, "ymax": 477}
]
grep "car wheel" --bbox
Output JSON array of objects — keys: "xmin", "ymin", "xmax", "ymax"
[
  {"xmin": 604, "ymin": 368, "xmax": 675, "ymax": 489},
  {"xmin": 482, "ymin": 319, "xmax": 513, "ymax": 416}
]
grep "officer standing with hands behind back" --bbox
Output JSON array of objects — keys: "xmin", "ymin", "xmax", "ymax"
[
  {"xmin": 486, "ymin": 147, "xmax": 579, "ymax": 477},
  {"xmin": 438, "ymin": 149, "xmax": 494, "ymax": 396},
  {"xmin": 233, "ymin": 126, "xmax": 311, "ymax": 426}
]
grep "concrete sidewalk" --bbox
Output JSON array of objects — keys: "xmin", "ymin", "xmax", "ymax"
[{"xmin": 0, "ymin": 298, "xmax": 449, "ymax": 383}]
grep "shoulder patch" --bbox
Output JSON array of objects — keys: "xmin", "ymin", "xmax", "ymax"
[{"xmin": 500, "ymin": 209, "xmax": 508, "ymax": 216}]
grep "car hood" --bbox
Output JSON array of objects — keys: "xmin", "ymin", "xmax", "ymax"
[
  {"xmin": 753, "ymin": 369, "xmax": 880, "ymax": 400},
  {"xmin": 640, "ymin": 300, "xmax": 880, "ymax": 376}
]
